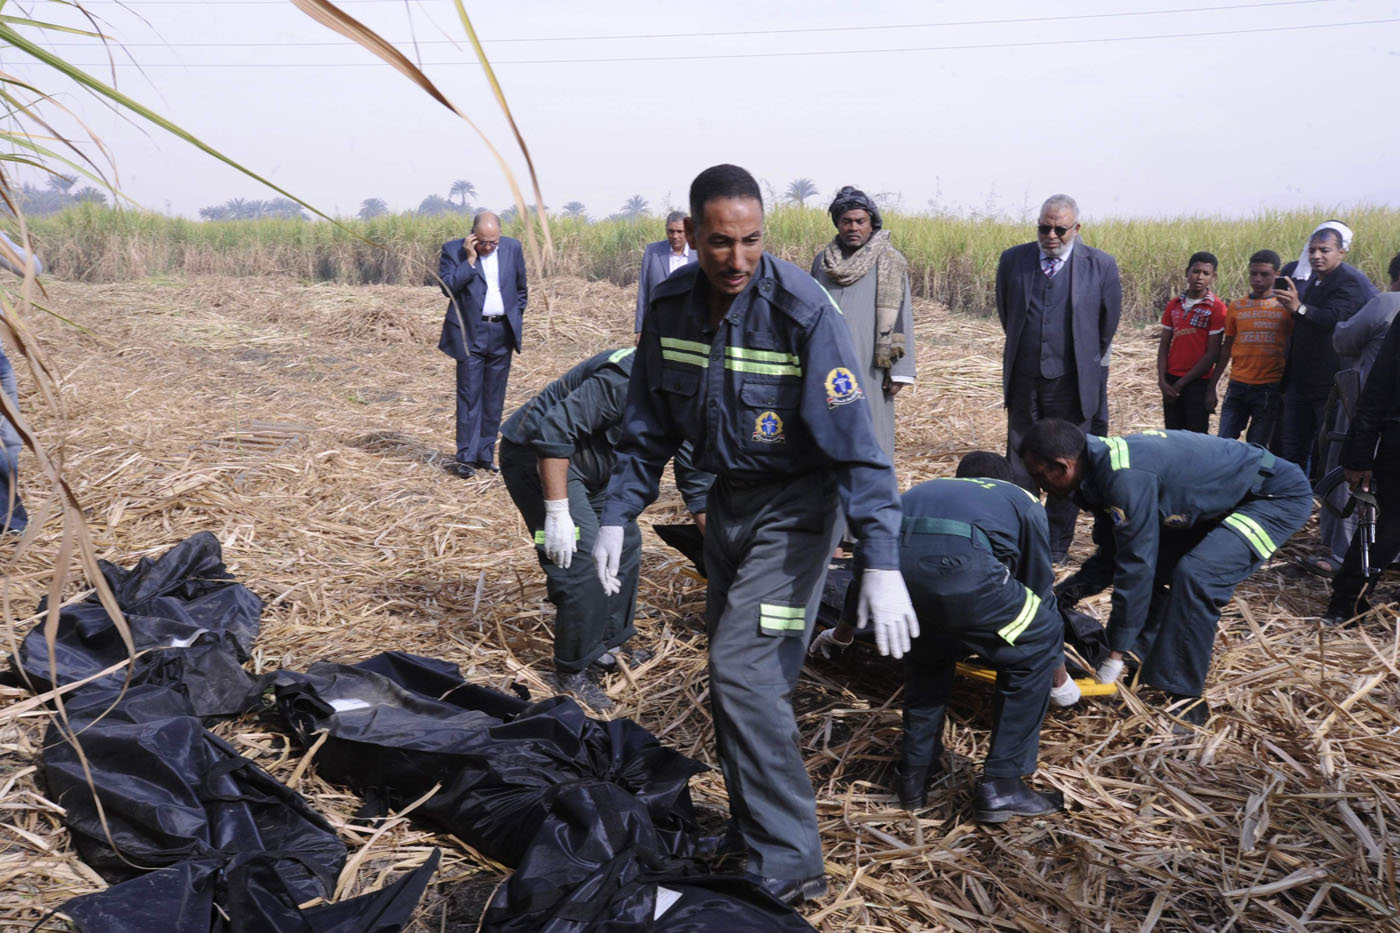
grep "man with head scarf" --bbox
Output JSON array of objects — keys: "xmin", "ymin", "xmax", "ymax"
[
  {"xmin": 810, "ymin": 187, "xmax": 915, "ymax": 457},
  {"xmin": 1273, "ymin": 220, "xmax": 1376, "ymax": 477}
]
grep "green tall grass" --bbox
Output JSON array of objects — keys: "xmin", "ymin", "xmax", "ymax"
[{"xmin": 27, "ymin": 204, "xmax": 1400, "ymax": 322}]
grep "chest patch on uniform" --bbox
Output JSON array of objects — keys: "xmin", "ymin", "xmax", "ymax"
[
  {"xmin": 752, "ymin": 410, "xmax": 786, "ymax": 443},
  {"xmin": 1165, "ymin": 513, "xmax": 1190, "ymax": 528},
  {"xmin": 824, "ymin": 367, "xmax": 864, "ymax": 408},
  {"xmin": 1109, "ymin": 506, "xmax": 1128, "ymax": 527}
]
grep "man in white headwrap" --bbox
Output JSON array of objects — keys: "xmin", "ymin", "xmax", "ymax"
[
  {"xmin": 1274, "ymin": 220, "xmax": 1377, "ymax": 481},
  {"xmin": 810, "ymin": 187, "xmax": 915, "ymax": 457}
]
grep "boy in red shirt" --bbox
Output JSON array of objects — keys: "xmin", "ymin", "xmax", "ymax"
[
  {"xmin": 1211, "ymin": 250, "xmax": 1293, "ymax": 444},
  {"xmin": 1158, "ymin": 251, "xmax": 1228, "ymax": 432}
]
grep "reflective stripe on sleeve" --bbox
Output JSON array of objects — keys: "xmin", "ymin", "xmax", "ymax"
[
  {"xmin": 1223, "ymin": 512, "xmax": 1277, "ymax": 560},
  {"xmin": 533, "ymin": 528, "xmax": 582, "ymax": 545},
  {"xmin": 759, "ymin": 603, "xmax": 807, "ymax": 633},
  {"xmin": 1106, "ymin": 436, "xmax": 1130, "ymax": 471},
  {"xmin": 725, "ymin": 346, "xmax": 802, "ymax": 377},
  {"xmin": 660, "ymin": 337, "xmax": 711, "ymax": 368},
  {"xmin": 997, "ymin": 587, "xmax": 1041, "ymax": 645}
]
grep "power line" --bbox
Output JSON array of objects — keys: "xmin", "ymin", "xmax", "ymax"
[
  {"xmin": 46, "ymin": 16, "xmax": 1400, "ymax": 67},
  {"xmin": 39, "ymin": 0, "xmax": 1344, "ymax": 45}
]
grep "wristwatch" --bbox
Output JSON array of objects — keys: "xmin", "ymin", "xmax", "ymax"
[{"xmin": 1296, "ymin": 304, "xmax": 1308, "ymax": 317}]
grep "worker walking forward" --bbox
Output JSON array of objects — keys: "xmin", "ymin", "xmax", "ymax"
[
  {"xmin": 1021, "ymin": 422, "xmax": 1312, "ymax": 724},
  {"xmin": 596, "ymin": 164, "xmax": 917, "ymax": 907},
  {"xmin": 892, "ymin": 454, "xmax": 1066, "ymax": 821}
]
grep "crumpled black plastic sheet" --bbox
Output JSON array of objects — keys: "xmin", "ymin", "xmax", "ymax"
[
  {"xmin": 480, "ymin": 779, "xmax": 816, "ymax": 933},
  {"xmin": 274, "ymin": 652, "xmax": 709, "ymax": 868},
  {"xmin": 12, "ymin": 530, "xmax": 264, "ymax": 716},
  {"xmin": 60, "ymin": 848, "xmax": 440, "ymax": 933}
]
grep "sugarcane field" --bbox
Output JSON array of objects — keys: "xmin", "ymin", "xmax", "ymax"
[{"xmin": 1, "ymin": 270, "xmax": 1396, "ymax": 931}]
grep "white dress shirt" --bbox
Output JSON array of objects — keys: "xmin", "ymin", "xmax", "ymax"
[
  {"xmin": 667, "ymin": 247, "xmax": 691, "ymax": 275},
  {"xmin": 481, "ymin": 250, "xmax": 505, "ymax": 317}
]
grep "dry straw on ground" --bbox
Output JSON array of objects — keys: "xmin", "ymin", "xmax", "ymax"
[{"xmin": 1, "ymin": 274, "xmax": 1397, "ymax": 931}]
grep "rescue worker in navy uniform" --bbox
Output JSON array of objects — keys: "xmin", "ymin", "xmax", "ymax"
[
  {"xmin": 594, "ymin": 164, "xmax": 918, "ymax": 907},
  {"xmin": 884, "ymin": 451, "xmax": 1067, "ymax": 820},
  {"xmin": 1019, "ymin": 420, "xmax": 1312, "ymax": 725},
  {"xmin": 499, "ymin": 347, "xmax": 712, "ymax": 712}
]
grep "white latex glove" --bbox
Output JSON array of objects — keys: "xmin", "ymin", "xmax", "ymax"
[
  {"xmin": 1049, "ymin": 678, "xmax": 1082, "ymax": 707},
  {"xmin": 809, "ymin": 628, "xmax": 853, "ymax": 660},
  {"xmin": 542, "ymin": 499, "xmax": 576, "ymax": 568},
  {"xmin": 592, "ymin": 525, "xmax": 625, "ymax": 596},
  {"xmin": 856, "ymin": 569, "xmax": 919, "ymax": 659},
  {"xmin": 1096, "ymin": 657, "xmax": 1124, "ymax": 685}
]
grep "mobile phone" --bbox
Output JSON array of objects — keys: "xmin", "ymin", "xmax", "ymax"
[{"xmin": 1273, "ymin": 276, "xmax": 1291, "ymax": 291}]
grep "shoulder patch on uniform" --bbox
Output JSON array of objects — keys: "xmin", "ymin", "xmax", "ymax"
[
  {"xmin": 752, "ymin": 410, "xmax": 786, "ymax": 444},
  {"xmin": 1109, "ymin": 506, "xmax": 1128, "ymax": 527},
  {"xmin": 824, "ymin": 367, "xmax": 864, "ymax": 408}
]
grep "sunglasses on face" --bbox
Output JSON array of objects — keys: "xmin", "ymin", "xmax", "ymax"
[{"xmin": 1037, "ymin": 224, "xmax": 1073, "ymax": 237}]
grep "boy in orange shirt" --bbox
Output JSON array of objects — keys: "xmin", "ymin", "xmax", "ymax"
[
  {"xmin": 1212, "ymin": 250, "xmax": 1293, "ymax": 444},
  {"xmin": 1158, "ymin": 252, "xmax": 1228, "ymax": 432}
]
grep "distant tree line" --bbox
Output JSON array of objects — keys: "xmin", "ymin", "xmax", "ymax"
[{"xmin": 15, "ymin": 175, "xmax": 108, "ymax": 216}]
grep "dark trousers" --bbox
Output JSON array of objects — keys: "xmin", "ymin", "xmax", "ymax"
[
  {"xmin": 1328, "ymin": 429, "xmax": 1400, "ymax": 618},
  {"xmin": 1006, "ymin": 372, "xmax": 1084, "ymax": 558},
  {"xmin": 1163, "ymin": 378, "xmax": 1212, "ymax": 433},
  {"xmin": 901, "ymin": 537, "xmax": 1060, "ymax": 779},
  {"xmin": 1280, "ymin": 390, "xmax": 1326, "ymax": 478},
  {"xmin": 499, "ymin": 441, "xmax": 640, "ymax": 672},
  {"xmin": 454, "ymin": 319, "xmax": 512, "ymax": 465},
  {"xmin": 704, "ymin": 472, "xmax": 840, "ymax": 880},
  {"xmin": 1136, "ymin": 461, "xmax": 1313, "ymax": 696},
  {"xmin": 1218, "ymin": 380, "xmax": 1281, "ymax": 445}
]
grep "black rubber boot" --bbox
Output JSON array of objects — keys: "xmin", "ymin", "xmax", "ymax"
[
  {"xmin": 973, "ymin": 777, "xmax": 1064, "ymax": 823},
  {"xmin": 556, "ymin": 668, "xmax": 614, "ymax": 712},
  {"xmin": 896, "ymin": 760, "xmax": 940, "ymax": 810},
  {"xmin": 745, "ymin": 873, "xmax": 828, "ymax": 906}
]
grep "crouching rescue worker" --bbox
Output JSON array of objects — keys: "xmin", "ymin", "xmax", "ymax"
[
  {"xmin": 499, "ymin": 347, "xmax": 712, "ymax": 712},
  {"xmin": 879, "ymin": 451, "xmax": 1067, "ymax": 820},
  {"xmin": 595, "ymin": 164, "xmax": 918, "ymax": 907},
  {"xmin": 1020, "ymin": 420, "xmax": 1312, "ymax": 726}
]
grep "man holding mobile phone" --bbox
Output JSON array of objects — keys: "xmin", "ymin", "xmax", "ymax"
[{"xmin": 437, "ymin": 211, "xmax": 529, "ymax": 477}]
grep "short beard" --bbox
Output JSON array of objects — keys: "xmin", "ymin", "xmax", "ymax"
[{"xmin": 1041, "ymin": 237, "xmax": 1074, "ymax": 259}]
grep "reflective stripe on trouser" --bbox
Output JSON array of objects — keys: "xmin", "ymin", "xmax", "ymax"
[
  {"xmin": 704, "ymin": 471, "xmax": 840, "ymax": 880},
  {"xmin": 499, "ymin": 441, "xmax": 640, "ymax": 672},
  {"xmin": 1141, "ymin": 460, "xmax": 1312, "ymax": 697},
  {"xmin": 900, "ymin": 538, "xmax": 1061, "ymax": 779}
]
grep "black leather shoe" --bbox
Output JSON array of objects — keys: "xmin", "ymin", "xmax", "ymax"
[
  {"xmin": 973, "ymin": 777, "xmax": 1064, "ymax": 823},
  {"xmin": 895, "ymin": 760, "xmax": 941, "ymax": 810},
  {"xmin": 1165, "ymin": 693, "xmax": 1209, "ymax": 728},
  {"xmin": 474, "ymin": 460, "xmax": 501, "ymax": 474},
  {"xmin": 445, "ymin": 461, "xmax": 476, "ymax": 478},
  {"xmin": 556, "ymin": 668, "xmax": 613, "ymax": 712},
  {"xmin": 745, "ymin": 873, "xmax": 827, "ymax": 906}
]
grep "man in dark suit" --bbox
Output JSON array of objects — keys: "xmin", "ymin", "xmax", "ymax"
[
  {"xmin": 997, "ymin": 194, "xmax": 1122, "ymax": 561},
  {"xmin": 438, "ymin": 211, "xmax": 528, "ymax": 476},
  {"xmin": 633, "ymin": 211, "xmax": 695, "ymax": 337}
]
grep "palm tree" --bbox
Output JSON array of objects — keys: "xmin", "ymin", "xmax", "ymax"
[
  {"xmin": 198, "ymin": 205, "xmax": 229, "ymax": 221},
  {"xmin": 71, "ymin": 186, "xmax": 107, "ymax": 205},
  {"xmin": 358, "ymin": 198, "xmax": 389, "ymax": 220},
  {"xmin": 561, "ymin": 201, "xmax": 586, "ymax": 219},
  {"xmin": 620, "ymin": 195, "xmax": 648, "ymax": 219},
  {"xmin": 499, "ymin": 205, "xmax": 519, "ymax": 224},
  {"xmin": 449, "ymin": 179, "xmax": 476, "ymax": 210},
  {"xmin": 417, "ymin": 194, "xmax": 456, "ymax": 216},
  {"xmin": 785, "ymin": 178, "xmax": 818, "ymax": 207},
  {"xmin": 264, "ymin": 197, "xmax": 308, "ymax": 220},
  {"xmin": 45, "ymin": 174, "xmax": 76, "ymax": 194}
]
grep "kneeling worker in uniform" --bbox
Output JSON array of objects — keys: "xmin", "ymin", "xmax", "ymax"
[
  {"xmin": 883, "ymin": 451, "xmax": 1067, "ymax": 820},
  {"xmin": 595, "ymin": 164, "xmax": 918, "ymax": 906},
  {"xmin": 1019, "ymin": 420, "xmax": 1312, "ymax": 725},
  {"xmin": 500, "ymin": 347, "xmax": 711, "ymax": 712}
]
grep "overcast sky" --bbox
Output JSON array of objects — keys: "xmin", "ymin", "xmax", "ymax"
[{"xmin": 12, "ymin": 0, "xmax": 1400, "ymax": 221}]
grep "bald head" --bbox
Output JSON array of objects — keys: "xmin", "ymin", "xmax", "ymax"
[{"xmin": 471, "ymin": 211, "xmax": 501, "ymax": 257}]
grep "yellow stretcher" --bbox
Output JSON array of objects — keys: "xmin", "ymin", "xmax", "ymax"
[{"xmin": 955, "ymin": 661, "xmax": 1117, "ymax": 696}]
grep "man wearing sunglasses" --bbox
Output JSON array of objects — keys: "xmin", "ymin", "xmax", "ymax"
[{"xmin": 997, "ymin": 194, "xmax": 1122, "ymax": 563}]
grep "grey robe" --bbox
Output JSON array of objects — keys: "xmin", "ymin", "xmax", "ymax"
[{"xmin": 810, "ymin": 253, "xmax": 916, "ymax": 458}]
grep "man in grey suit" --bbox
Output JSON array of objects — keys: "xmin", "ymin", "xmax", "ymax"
[
  {"xmin": 998, "ymin": 194, "xmax": 1121, "ymax": 561},
  {"xmin": 438, "ymin": 211, "xmax": 528, "ymax": 477},
  {"xmin": 634, "ymin": 211, "xmax": 695, "ymax": 336}
]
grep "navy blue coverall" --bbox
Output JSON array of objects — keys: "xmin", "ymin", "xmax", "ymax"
[
  {"xmin": 500, "ymin": 348, "xmax": 711, "ymax": 673},
  {"xmin": 602, "ymin": 254, "xmax": 902, "ymax": 881},
  {"xmin": 1057, "ymin": 431, "xmax": 1312, "ymax": 697},
  {"xmin": 899, "ymin": 478, "xmax": 1063, "ymax": 780}
]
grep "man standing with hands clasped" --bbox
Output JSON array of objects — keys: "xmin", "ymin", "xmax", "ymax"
[
  {"xmin": 437, "ymin": 211, "xmax": 528, "ymax": 477},
  {"xmin": 594, "ymin": 164, "xmax": 917, "ymax": 907}
]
